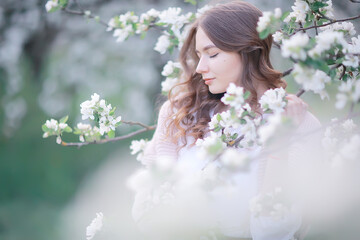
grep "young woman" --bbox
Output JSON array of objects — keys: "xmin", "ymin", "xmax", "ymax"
[{"xmin": 136, "ymin": 1, "xmax": 322, "ymax": 239}]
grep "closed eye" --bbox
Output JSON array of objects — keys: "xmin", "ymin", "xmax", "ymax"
[{"xmin": 210, "ymin": 53, "xmax": 219, "ymax": 58}]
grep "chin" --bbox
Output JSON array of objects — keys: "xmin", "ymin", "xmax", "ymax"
[{"xmin": 208, "ymin": 86, "xmax": 225, "ymax": 94}]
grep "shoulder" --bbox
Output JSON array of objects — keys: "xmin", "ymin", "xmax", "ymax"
[{"xmin": 158, "ymin": 100, "xmax": 173, "ymax": 119}]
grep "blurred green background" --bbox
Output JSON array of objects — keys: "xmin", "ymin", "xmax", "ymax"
[{"xmin": 0, "ymin": 0, "xmax": 359, "ymax": 239}]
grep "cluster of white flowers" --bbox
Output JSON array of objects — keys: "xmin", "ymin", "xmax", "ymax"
[
  {"xmin": 42, "ymin": 117, "xmax": 72, "ymax": 144},
  {"xmin": 138, "ymin": 8, "xmax": 161, "ymax": 33},
  {"xmin": 161, "ymin": 61, "xmax": 182, "ymax": 94},
  {"xmin": 284, "ymin": 0, "xmax": 310, "ymax": 23},
  {"xmin": 308, "ymin": 30, "xmax": 347, "ymax": 57},
  {"xmin": 86, "ymin": 212, "xmax": 103, "ymax": 240},
  {"xmin": 221, "ymin": 83, "xmax": 246, "ymax": 111},
  {"xmin": 80, "ymin": 93, "xmax": 122, "ymax": 135},
  {"xmin": 321, "ymin": 21, "xmax": 356, "ymax": 36},
  {"xmin": 74, "ymin": 123, "xmax": 100, "ymax": 143},
  {"xmin": 272, "ymin": 31, "xmax": 284, "ymax": 44},
  {"xmin": 154, "ymin": 34, "xmax": 171, "ymax": 54},
  {"xmin": 256, "ymin": 8, "xmax": 282, "ymax": 33},
  {"xmin": 346, "ymin": 35, "xmax": 360, "ymax": 55},
  {"xmin": 335, "ymin": 76, "xmax": 360, "ymax": 109},
  {"xmin": 343, "ymin": 55, "xmax": 359, "ymax": 69},
  {"xmin": 158, "ymin": 7, "xmax": 192, "ymax": 35},
  {"xmin": 196, "ymin": 132, "xmax": 227, "ymax": 159},
  {"xmin": 130, "ymin": 139, "xmax": 149, "ymax": 163},
  {"xmin": 320, "ymin": 0, "xmax": 334, "ymax": 19},
  {"xmin": 281, "ymin": 33, "xmax": 309, "ymax": 61},
  {"xmin": 107, "ymin": 12, "xmax": 139, "ymax": 42},
  {"xmin": 45, "ymin": 0, "xmax": 59, "ymax": 12},
  {"xmin": 259, "ymin": 88, "xmax": 287, "ymax": 113},
  {"xmin": 292, "ymin": 64, "xmax": 331, "ymax": 99}
]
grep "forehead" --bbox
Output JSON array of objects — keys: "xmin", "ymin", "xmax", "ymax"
[{"xmin": 195, "ymin": 27, "xmax": 216, "ymax": 51}]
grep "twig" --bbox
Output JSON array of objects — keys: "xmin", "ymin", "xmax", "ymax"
[
  {"xmin": 62, "ymin": 4, "xmax": 109, "ymax": 27},
  {"xmin": 61, "ymin": 124, "xmax": 156, "ymax": 148},
  {"xmin": 348, "ymin": 102, "xmax": 355, "ymax": 119},
  {"xmin": 296, "ymin": 89, "xmax": 305, "ymax": 97},
  {"xmin": 292, "ymin": 14, "xmax": 360, "ymax": 35},
  {"xmin": 282, "ymin": 68, "xmax": 293, "ymax": 77},
  {"xmin": 314, "ymin": 20, "xmax": 318, "ymax": 35},
  {"xmin": 122, "ymin": 120, "xmax": 154, "ymax": 129}
]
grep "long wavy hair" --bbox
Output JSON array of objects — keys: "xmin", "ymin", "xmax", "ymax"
[{"xmin": 166, "ymin": 1, "xmax": 287, "ymax": 148}]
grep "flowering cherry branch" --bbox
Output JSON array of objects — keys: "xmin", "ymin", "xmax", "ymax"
[{"xmin": 61, "ymin": 124, "xmax": 156, "ymax": 148}]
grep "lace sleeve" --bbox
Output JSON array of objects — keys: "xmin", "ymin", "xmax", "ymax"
[{"xmin": 140, "ymin": 100, "xmax": 178, "ymax": 164}]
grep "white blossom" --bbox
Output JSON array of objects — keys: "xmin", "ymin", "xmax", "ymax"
[
  {"xmin": 86, "ymin": 212, "xmax": 103, "ymax": 240},
  {"xmin": 77, "ymin": 123, "xmax": 92, "ymax": 131},
  {"xmin": 130, "ymin": 139, "xmax": 148, "ymax": 161},
  {"xmin": 56, "ymin": 136, "xmax": 62, "ymax": 144},
  {"xmin": 221, "ymin": 83, "xmax": 246, "ymax": 110},
  {"xmin": 196, "ymin": 132, "xmax": 226, "ymax": 159},
  {"xmin": 157, "ymin": 7, "xmax": 189, "ymax": 34},
  {"xmin": 59, "ymin": 123, "xmax": 68, "ymax": 129},
  {"xmin": 342, "ymin": 55, "xmax": 359, "ymax": 68},
  {"xmin": 113, "ymin": 25, "xmax": 133, "ymax": 42},
  {"xmin": 154, "ymin": 34, "xmax": 171, "ymax": 54},
  {"xmin": 309, "ymin": 31, "xmax": 347, "ymax": 57},
  {"xmin": 281, "ymin": 33, "xmax": 309, "ymax": 60},
  {"xmin": 335, "ymin": 76, "xmax": 360, "ymax": 109},
  {"xmin": 292, "ymin": 64, "xmax": 330, "ymax": 99},
  {"xmin": 321, "ymin": 21, "xmax": 356, "ymax": 36},
  {"xmin": 346, "ymin": 35, "xmax": 360, "ymax": 54},
  {"xmin": 259, "ymin": 88, "xmax": 287, "ymax": 113},
  {"xmin": 161, "ymin": 77, "xmax": 180, "ymax": 94},
  {"xmin": 45, "ymin": 0, "xmax": 59, "ymax": 12},
  {"xmin": 106, "ymin": 18, "xmax": 116, "ymax": 31},
  {"xmin": 45, "ymin": 119, "xmax": 58, "ymax": 131},
  {"xmin": 161, "ymin": 61, "xmax": 182, "ymax": 77},
  {"xmin": 256, "ymin": 11, "xmax": 272, "ymax": 33},
  {"xmin": 284, "ymin": 0, "xmax": 310, "ymax": 23},
  {"xmin": 272, "ymin": 31, "xmax": 284, "ymax": 44}
]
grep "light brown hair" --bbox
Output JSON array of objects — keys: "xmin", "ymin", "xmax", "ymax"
[{"xmin": 167, "ymin": 1, "xmax": 286, "ymax": 148}]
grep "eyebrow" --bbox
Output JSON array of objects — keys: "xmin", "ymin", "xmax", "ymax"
[{"xmin": 195, "ymin": 44, "xmax": 217, "ymax": 53}]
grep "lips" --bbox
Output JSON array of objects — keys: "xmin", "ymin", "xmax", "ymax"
[{"xmin": 203, "ymin": 78, "xmax": 215, "ymax": 85}]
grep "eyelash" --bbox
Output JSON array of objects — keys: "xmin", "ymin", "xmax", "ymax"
[{"xmin": 210, "ymin": 53, "xmax": 219, "ymax": 58}]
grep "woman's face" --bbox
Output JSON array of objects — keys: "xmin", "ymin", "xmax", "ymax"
[{"xmin": 195, "ymin": 27, "xmax": 243, "ymax": 94}]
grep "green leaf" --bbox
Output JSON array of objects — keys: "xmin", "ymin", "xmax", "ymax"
[
  {"xmin": 109, "ymin": 107, "xmax": 116, "ymax": 116},
  {"xmin": 311, "ymin": 2, "xmax": 328, "ymax": 11},
  {"xmin": 73, "ymin": 129, "xmax": 81, "ymax": 135},
  {"xmin": 63, "ymin": 126, "xmax": 72, "ymax": 133},
  {"xmin": 243, "ymin": 91, "xmax": 251, "ymax": 100},
  {"xmin": 184, "ymin": 0, "xmax": 197, "ymax": 6},
  {"xmin": 240, "ymin": 119, "xmax": 247, "ymax": 125},
  {"xmin": 155, "ymin": 22, "xmax": 167, "ymax": 26},
  {"xmin": 281, "ymin": 11, "xmax": 290, "ymax": 21},
  {"xmin": 216, "ymin": 113, "xmax": 222, "ymax": 122},
  {"xmin": 259, "ymin": 28, "xmax": 271, "ymax": 39},
  {"xmin": 59, "ymin": 0, "xmax": 68, "ymax": 6},
  {"xmin": 60, "ymin": 115, "xmax": 68, "ymax": 123},
  {"xmin": 108, "ymin": 130, "xmax": 115, "ymax": 139},
  {"xmin": 42, "ymin": 124, "xmax": 48, "ymax": 132}
]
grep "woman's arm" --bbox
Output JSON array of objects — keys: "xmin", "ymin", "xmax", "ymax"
[{"xmin": 141, "ymin": 100, "xmax": 178, "ymax": 165}]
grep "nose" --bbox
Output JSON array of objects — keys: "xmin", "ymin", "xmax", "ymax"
[{"xmin": 195, "ymin": 57, "xmax": 209, "ymax": 74}]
